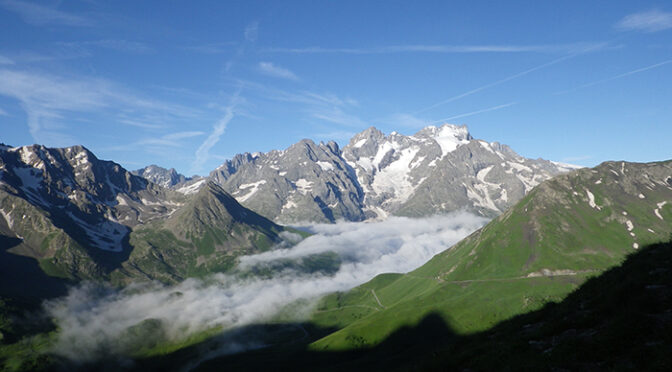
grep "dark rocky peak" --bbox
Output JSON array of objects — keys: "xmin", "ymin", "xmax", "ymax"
[
  {"xmin": 132, "ymin": 164, "xmax": 188, "ymax": 188},
  {"xmin": 322, "ymin": 140, "xmax": 340, "ymax": 156}
]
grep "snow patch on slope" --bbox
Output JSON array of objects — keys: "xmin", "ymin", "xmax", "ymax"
[
  {"xmin": 66, "ymin": 212, "xmax": 127, "ymax": 252},
  {"xmin": 550, "ymin": 161, "xmax": 583, "ymax": 172},
  {"xmin": 316, "ymin": 161, "xmax": 334, "ymax": 171},
  {"xmin": 236, "ymin": 180, "xmax": 267, "ymax": 203},
  {"xmin": 295, "ymin": 179, "xmax": 313, "ymax": 195},
  {"xmin": 352, "ymin": 138, "xmax": 367, "ymax": 148},
  {"xmin": 176, "ymin": 179, "xmax": 206, "ymax": 195},
  {"xmin": 370, "ymin": 146, "xmax": 420, "ymax": 205},
  {"xmin": 432, "ymin": 125, "xmax": 470, "ymax": 157},
  {"xmin": 655, "ymin": 201, "xmax": 667, "ymax": 220},
  {"xmin": 0, "ymin": 208, "xmax": 15, "ymax": 231},
  {"xmin": 586, "ymin": 189, "xmax": 601, "ymax": 210}
]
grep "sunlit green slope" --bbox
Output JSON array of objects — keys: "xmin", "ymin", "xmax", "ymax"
[{"xmin": 310, "ymin": 160, "xmax": 672, "ymax": 350}]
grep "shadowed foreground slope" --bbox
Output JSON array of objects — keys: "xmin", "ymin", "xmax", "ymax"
[{"xmin": 137, "ymin": 239, "xmax": 671, "ymax": 371}]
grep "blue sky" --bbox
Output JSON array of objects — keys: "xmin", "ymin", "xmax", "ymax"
[{"xmin": 1, "ymin": 1, "xmax": 671, "ymax": 175}]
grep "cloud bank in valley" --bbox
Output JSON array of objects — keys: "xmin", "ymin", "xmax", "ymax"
[{"xmin": 45, "ymin": 213, "xmax": 487, "ymax": 362}]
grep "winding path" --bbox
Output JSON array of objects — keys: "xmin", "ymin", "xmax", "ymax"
[{"xmin": 371, "ymin": 289, "xmax": 385, "ymax": 309}]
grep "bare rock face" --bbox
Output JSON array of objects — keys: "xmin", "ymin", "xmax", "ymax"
[
  {"xmin": 206, "ymin": 124, "xmax": 579, "ymax": 222},
  {"xmin": 132, "ymin": 165, "xmax": 189, "ymax": 188},
  {"xmin": 209, "ymin": 139, "xmax": 365, "ymax": 223},
  {"xmin": 0, "ymin": 145, "xmax": 288, "ymax": 285},
  {"xmin": 0, "ymin": 145, "xmax": 182, "ymax": 253}
]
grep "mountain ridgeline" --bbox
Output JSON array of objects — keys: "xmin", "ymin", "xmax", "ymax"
[
  {"xmin": 131, "ymin": 164, "xmax": 196, "ymax": 189},
  {"xmin": 0, "ymin": 123, "xmax": 577, "ymax": 289},
  {"xmin": 201, "ymin": 124, "xmax": 578, "ymax": 223},
  {"xmin": 0, "ymin": 145, "xmax": 294, "ymax": 289},
  {"xmin": 1, "ymin": 132, "xmax": 671, "ymax": 371},
  {"xmin": 96, "ymin": 158, "xmax": 672, "ymax": 371}
]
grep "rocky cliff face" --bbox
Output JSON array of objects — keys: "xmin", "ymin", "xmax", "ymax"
[
  {"xmin": 132, "ymin": 164, "xmax": 190, "ymax": 188},
  {"xmin": 209, "ymin": 139, "xmax": 365, "ymax": 223},
  {"xmin": 0, "ymin": 145, "xmax": 292, "ymax": 284},
  {"xmin": 0, "ymin": 145, "xmax": 180, "ymax": 252}
]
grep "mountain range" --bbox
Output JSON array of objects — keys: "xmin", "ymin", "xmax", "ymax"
[
  {"xmin": 0, "ymin": 144, "xmax": 292, "ymax": 288},
  {"xmin": 131, "ymin": 165, "xmax": 198, "ymax": 189},
  {"xmin": 0, "ymin": 130, "xmax": 670, "ymax": 370},
  {"xmin": 181, "ymin": 159, "xmax": 672, "ymax": 371},
  {"xmin": 0, "ymin": 124, "xmax": 575, "ymax": 287},
  {"xmin": 178, "ymin": 124, "xmax": 577, "ymax": 223}
]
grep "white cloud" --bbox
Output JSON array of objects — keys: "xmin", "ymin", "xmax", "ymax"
[
  {"xmin": 45, "ymin": 213, "xmax": 488, "ymax": 362},
  {"xmin": 258, "ymin": 62, "xmax": 299, "ymax": 81},
  {"xmin": 617, "ymin": 10, "xmax": 672, "ymax": 33},
  {"xmin": 0, "ymin": 0, "xmax": 92, "ymax": 27},
  {"xmin": 137, "ymin": 131, "xmax": 205, "ymax": 147}
]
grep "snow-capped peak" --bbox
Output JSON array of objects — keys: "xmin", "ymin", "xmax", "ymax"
[{"xmin": 415, "ymin": 123, "xmax": 472, "ymax": 157}]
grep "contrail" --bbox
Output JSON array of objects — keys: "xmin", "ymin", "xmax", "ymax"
[
  {"xmin": 414, "ymin": 53, "xmax": 579, "ymax": 114},
  {"xmin": 191, "ymin": 91, "xmax": 241, "ymax": 173},
  {"xmin": 427, "ymin": 102, "xmax": 517, "ymax": 124},
  {"xmin": 556, "ymin": 59, "xmax": 672, "ymax": 94}
]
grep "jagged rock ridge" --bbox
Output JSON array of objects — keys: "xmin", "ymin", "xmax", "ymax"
[{"xmin": 0, "ymin": 145, "xmax": 292, "ymax": 284}]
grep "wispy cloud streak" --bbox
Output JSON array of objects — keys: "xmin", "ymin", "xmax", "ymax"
[
  {"xmin": 258, "ymin": 62, "xmax": 299, "ymax": 80},
  {"xmin": 138, "ymin": 131, "xmax": 205, "ymax": 147},
  {"xmin": 234, "ymin": 79, "xmax": 366, "ymax": 127},
  {"xmin": 191, "ymin": 93, "xmax": 241, "ymax": 173},
  {"xmin": 265, "ymin": 42, "xmax": 607, "ymax": 55},
  {"xmin": 0, "ymin": 68, "xmax": 200, "ymax": 145}
]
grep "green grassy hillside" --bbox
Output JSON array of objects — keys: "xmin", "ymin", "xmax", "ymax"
[
  {"xmin": 114, "ymin": 182, "xmax": 292, "ymax": 284},
  {"xmin": 309, "ymin": 160, "xmax": 672, "ymax": 350},
  {"xmin": 191, "ymin": 239, "xmax": 672, "ymax": 372}
]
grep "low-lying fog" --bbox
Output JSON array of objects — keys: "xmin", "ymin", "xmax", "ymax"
[{"xmin": 45, "ymin": 213, "xmax": 487, "ymax": 362}]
